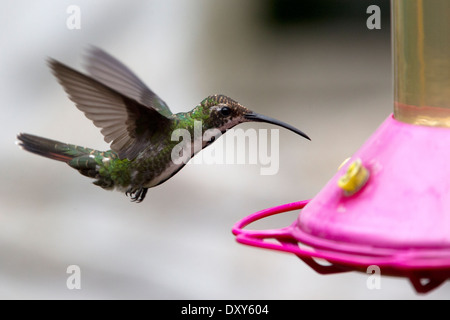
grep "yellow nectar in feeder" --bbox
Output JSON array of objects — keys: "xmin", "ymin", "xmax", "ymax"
[
  {"xmin": 393, "ymin": 0, "xmax": 450, "ymax": 126},
  {"xmin": 337, "ymin": 159, "xmax": 369, "ymax": 196}
]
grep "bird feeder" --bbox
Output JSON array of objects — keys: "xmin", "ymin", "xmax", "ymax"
[{"xmin": 233, "ymin": 0, "xmax": 450, "ymax": 294}]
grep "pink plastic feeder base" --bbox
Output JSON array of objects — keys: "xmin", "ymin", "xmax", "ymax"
[{"xmin": 233, "ymin": 114, "xmax": 450, "ymax": 293}]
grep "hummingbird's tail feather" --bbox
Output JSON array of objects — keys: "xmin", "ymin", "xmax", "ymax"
[
  {"xmin": 16, "ymin": 133, "xmax": 92, "ymax": 162},
  {"xmin": 16, "ymin": 133, "xmax": 99, "ymax": 163},
  {"xmin": 17, "ymin": 133, "xmax": 118, "ymax": 189}
]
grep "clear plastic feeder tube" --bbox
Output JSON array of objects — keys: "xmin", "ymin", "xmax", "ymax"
[{"xmin": 393, "ymin": 0, "xmax": 450, "ymax": 127}]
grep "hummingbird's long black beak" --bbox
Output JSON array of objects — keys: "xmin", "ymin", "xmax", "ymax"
[{"xmin": 244, "ymin": 112, "xmax": 311, "ymax": 140}]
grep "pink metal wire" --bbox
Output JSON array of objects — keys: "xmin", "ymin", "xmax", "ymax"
[
  {"xmin": 233, "ymin": 200, "xmax": 450, "ymax": 269},
  {"xmin": 232, "ymin": 199, "xmax": 450, "ymax": 293}
]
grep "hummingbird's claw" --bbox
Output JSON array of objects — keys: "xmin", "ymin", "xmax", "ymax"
[{"xmin": 126, "ymin": 187, "xmax": 148, "ymax": 203}]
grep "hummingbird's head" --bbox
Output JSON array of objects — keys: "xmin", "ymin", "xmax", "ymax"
[{"xmin": 197, "ymin": 94, "xmax": 310, "ymax": 140}]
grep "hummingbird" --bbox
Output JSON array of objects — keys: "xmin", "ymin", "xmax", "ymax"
[{"xmin": 17, "ymin": 47, "xmax": 310, "ymax": 202}]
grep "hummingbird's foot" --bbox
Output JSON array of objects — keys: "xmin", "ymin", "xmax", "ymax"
[{"xmin": 126, "ymin": 187, "xmax": 148, "ymax": 203}]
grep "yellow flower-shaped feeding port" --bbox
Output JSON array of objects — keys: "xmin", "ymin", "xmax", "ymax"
[{"xmin": 337, "ymin": 158, "xmax": 370, "ymax": 196}]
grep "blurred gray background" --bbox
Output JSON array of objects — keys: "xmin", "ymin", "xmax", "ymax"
[{"xmin": 1, "ymin": 0, "xmax": 448, "ymax": 299}]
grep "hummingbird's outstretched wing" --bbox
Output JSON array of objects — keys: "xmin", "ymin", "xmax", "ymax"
[
  {"xmin": 83, "ymin": 47, "xmax": 173, "ymax": 118},
  {"xmin": 49, "ymin": 59, "xmax": 171, "ymax": 160}
]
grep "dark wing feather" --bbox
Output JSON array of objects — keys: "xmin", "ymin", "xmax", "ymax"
[
  {"xmin": 84, "ymin": 47, "xmax": 173, "ymax": 118},
  {"xmin": 49, "ymin": 59, "xmax": 171, "ymax": 160}
]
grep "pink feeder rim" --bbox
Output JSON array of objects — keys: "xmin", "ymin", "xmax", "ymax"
[{"xmin": 233, "ymin": 114, "xmax": 450, "ymax": 294}]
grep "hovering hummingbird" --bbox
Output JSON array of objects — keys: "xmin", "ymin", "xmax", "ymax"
[{"xmin": 17, "ymin": 48, "xmax": 310, "ymax": 202}]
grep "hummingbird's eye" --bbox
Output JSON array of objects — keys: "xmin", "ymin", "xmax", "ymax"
[{"xmin": 220, "ymin": 106, "xmax": 231, "ymax": 116}]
